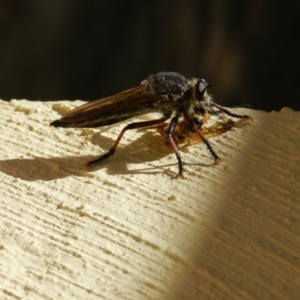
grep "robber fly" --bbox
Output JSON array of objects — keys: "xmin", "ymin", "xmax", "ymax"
[{"xmin": 51, "ymin": 71, "xmax": 252, "ymax": 178}]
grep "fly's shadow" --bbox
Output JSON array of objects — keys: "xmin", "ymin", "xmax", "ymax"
[{"xmin": 0, "ymin": 129, "xmax": 207, "ymax": 181}]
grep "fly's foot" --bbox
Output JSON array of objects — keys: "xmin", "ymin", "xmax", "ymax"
[
  {"xmin": 175, "ymin": 173, "xmax": 185, "ymax": 179},
  {"xmin": 85, "ymin": 150, "xmax": 115, "ymax": 169},
  {"xmin": 214, "ymin": 157, "xmax": 221, "ymax": 165},
  {"xmin": 245, "ymin": 115, "xmax": 254, "ymax": 123}
]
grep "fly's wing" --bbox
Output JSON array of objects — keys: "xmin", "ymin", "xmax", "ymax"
[{"xmin": 51, "ymin": 84, "xmax": 160, "ymax": 128}]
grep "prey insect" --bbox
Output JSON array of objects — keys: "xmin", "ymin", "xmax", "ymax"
[
  {"xmin": 143, "ymin": 115, "xmax": 235, "ymax": 148},
  {"xmin": 51, "ymin": 71, "xmax": 252, "ymax": 178}
]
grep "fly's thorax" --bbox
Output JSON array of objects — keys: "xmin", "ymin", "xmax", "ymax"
[{"xmin": 144, "ymin": 72, "xmax": 189, "ymax": 99}]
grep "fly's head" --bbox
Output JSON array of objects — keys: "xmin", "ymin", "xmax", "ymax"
[
  {"xmin": 183, "ymin": 78, "xmax": 214, "ymax": 119},
  {"xmin": 191, "ymin": 78, "xmax": 214, "ymax": 107}
]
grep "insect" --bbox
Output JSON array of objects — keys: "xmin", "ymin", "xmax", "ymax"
[
  {"xmin": 51, "ymin": 71, "xmax": 252, "ymax": 178},
  {"xmin": 142, "ymin": 115, "xmax": 235, "ymax": 148}
]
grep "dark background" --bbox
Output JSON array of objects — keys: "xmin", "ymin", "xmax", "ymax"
[{"xmin": 0, "ymin": 0, "xmax": 299, "ymax": 111}]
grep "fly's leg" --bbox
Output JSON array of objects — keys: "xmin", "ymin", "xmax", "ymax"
[
  {"xmin": 164, "ymin": 116, "xmax": 185, "ymax": 179},
  {"xmin": 184, "ymin": 113, "xmax": 220, "ymax": 164},
  {"xmin": 85, "ymin": 115, "xmax": 170, "ymax": 169},
  {"xmin": 212, "ymin": 101, "xmax": 253, "ymax": 121}
]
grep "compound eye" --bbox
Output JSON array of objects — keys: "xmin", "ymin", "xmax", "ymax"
[
  {"xmin": 198, "ymin": 79, "xmax": 208, "ymax": 94},
  {"xmin": 194, "ymin": 78, "xmax": 212, "ymax": 101}
]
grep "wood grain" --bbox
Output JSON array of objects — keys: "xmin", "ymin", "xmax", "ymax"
[{"xmin": 0, "ymin": 100, "xmax": 299, "ymax": 299}]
